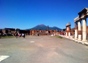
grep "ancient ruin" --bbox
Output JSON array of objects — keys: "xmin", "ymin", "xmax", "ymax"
[
  {"xmin": 74, "ymin": 8, "xmax": 88, "ymax": 42},
  {"xmin": 66, "ymin": 23, "xmax": 71, "ymax": 37}
]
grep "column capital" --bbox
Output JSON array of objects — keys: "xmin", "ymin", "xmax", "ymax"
[
  {"xmin": 81, "ymin": 17, "xmax": 86, "ymax": 20},
  {"xmin": 74, "ymin": 16, "xmax": 80, "ymax": 22}
]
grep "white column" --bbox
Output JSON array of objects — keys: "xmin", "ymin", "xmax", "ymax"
[
  {"xmin": 68, "ymin": 32, "xmax": 70, "ymax": 36},
  {"xmin": 66, "ymin": 27, "xmax": 68, "ymax": 36},
  {"xmin": 75, "ymin": 30, "xmax": 78, "ymax": 39},
  {"xmin": 75, "ymin": 22, "xmax": 78, "ymax": 39},
  {"xmin": 66, "ymin": 32, "xmax": 67, "ymax": 36},
  {"xmin": 82, "ymin": 18, "xmax": 87, "ymax": 41},
  {"xmin": 78, "ymin": 21, "xmax": 82, "ymax": 41}
]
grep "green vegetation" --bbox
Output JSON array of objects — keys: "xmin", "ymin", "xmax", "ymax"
[
  {"xmin": 0, "ymin": 36, "xmax": 15, "ymax": 39},
  {"xmin": 56, "ymin": 36, "xmax": 63, "ymax": 39}
]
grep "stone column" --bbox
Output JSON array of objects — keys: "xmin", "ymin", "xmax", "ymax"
[
  {"xmin": 66, "ymin": 24, "xmax": 71, "ymax": 37},
  {"xmin": 67, "ymin": 26, "xmax": 71, "ymax": 36},
  {"xmin": 78, "ymin": 21, "xmax": 82, "ymax": 41},
  {"xmin": 75, "ymin": 22, "xmax": 78, "ymax": 39},
  {"xmin": 82, "ymin": 18, "xmax": 87, "ymax": 41},
  {"xmin": 68, "ymin": 32, "xmax": 71, "ymax": 36},
  {"xmin": 66, "ymin": 26, "xmax": 68, "ymax": 36},
  {"xmin": 66, "ymin": 32, "xmax": 67, "ymax": 36}
]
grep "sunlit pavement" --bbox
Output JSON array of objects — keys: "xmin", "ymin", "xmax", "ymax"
[
  {"xmin": 59, "ymin": 35, "xmax": 88, "ymax": 46},
  {"xmin": 0, "ymin": 36, "xmax": 88, "ymax": 63}
]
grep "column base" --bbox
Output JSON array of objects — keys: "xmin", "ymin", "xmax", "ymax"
[
  {"xmin": 78, "ymin": 39, "xmax": 81, "ymax": 41},
  {"xmin": 66, "ymin": 36, "xmax": 69, "ymax": 38},
  {"xmin": 75, "ymin": 38, "xmax": 77, "ymax": 40},
  {"xmin": 78, "ymin": 35, "xmax": 81, "ymax": 41},
  {"xmin": 74, "ymin": 39, "xmax": 82, "ymax": 43},
  {"xmin": 84, "ymin": 42, "xmax": 88, "ymax": 46},
  {"xmin": 82, "ymin": 40, "xmax": 87, "ymax": 42}
]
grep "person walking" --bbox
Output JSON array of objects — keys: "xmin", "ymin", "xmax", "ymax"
[{"xmin": 22, "ymin": 33, "xmax": 25, "ymax": 38}]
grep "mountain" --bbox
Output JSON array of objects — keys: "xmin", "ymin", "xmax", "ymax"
[
  {"xmin": 50, "ymin": 26, "xmax": 61, "ymax": 30},
  {"xmin": 30, "ymin": 24, "xmax": 48, "ymax": 30},
  {"xmin": 30, "ymin": 24, "xmax": 62, "ymax": 31}
]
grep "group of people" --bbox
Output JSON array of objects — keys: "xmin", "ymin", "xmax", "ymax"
[{"xmin": 15, "ymin": 33, "xmax": 25, "ymax": 38}]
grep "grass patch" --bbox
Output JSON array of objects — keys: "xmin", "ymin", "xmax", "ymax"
[
  {"xmin": 0, "ymin": 36, "xmax": 15, "ymax": 39},
  {"xmin": 56, "ymin": 36, "xmax": 63, "ymax": 39}
]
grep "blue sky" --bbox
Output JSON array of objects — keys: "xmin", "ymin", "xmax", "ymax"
[{"xmin": 0, "ymin": 0, "xmax": 88, "ymax": 29}]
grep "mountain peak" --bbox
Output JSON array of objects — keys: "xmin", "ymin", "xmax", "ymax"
[{"xmin": 30, "ymin": 24, "xmax": 62, "ymax": 31}]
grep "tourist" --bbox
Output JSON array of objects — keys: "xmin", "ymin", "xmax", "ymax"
[{"xmin": 22, "ymin": 33, "xmax": 25, "ymax": 38}]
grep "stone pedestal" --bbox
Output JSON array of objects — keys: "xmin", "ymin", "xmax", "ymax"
[{"xmin": 78, "ymin": 34, "xmax": 81, "ymax": 41}]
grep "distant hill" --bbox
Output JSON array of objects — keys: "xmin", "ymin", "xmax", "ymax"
[{"xmin": 30, "ymin": 24, "xmax": 62, "ymax": 31}]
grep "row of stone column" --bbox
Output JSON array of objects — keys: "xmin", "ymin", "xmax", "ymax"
[
  {"xmin": 65, "ymin": 8, "xmax": 88, "ymax": 42},
  {"xmin": 74, "ymin": 8, "xmax": 88, "ymax": 42},
  {"xmin": 74, "ymin": 18, "xmax": 87, "ymax": 41}
]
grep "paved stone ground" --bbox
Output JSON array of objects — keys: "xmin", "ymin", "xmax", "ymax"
[{"xmin": 0, "ymin": 36, "xmax": 88, "ymax": 63}]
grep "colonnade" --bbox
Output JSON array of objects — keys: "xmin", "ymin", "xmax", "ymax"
[{"xmin": 74, "ymin": 8, "xmax": 88, "ymax": 41}]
